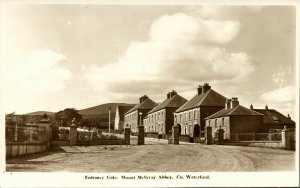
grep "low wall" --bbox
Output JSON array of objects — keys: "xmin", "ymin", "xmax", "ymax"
[
  {"xmin": 78, "ymin": 140, "xmax": 125, "ymax": 146},
  {"xmin": 224, "ymin": 141, "xmax": 284, "ymax": 149},
  {"xmin": 179, "ymin": 135, "xmax": 191, "ymax": 143},
  {"xmin": 6, "ymin": 142, "xmax": 47, "ymax": 158},
  {"xmin": 51, "ymin": 140, "xmax": 70, "ymax": 146}
]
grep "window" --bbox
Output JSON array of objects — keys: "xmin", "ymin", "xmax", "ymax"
[
  {"xmin": 272, "ymin": 116, "xmax": 279, "ymax": 121},
  {"xmin": 215, "ymin": 119, "xmax": 218, "ymax": 128},
  {"xmin": 222, "ymin": 118, "xmax": 224, "ymax": 126},
  {"xmin": 161, "ymin": 123, "xmax": 164, "ymax": 132},
  {"xmin": 194, "ymin": 110, "xmax": 197, "ymax": 119},
  {"xmin": 189, "ymin": 125, "xmax": 192, "ymax": 135},
  {"xmin": 189, "ymin": 111, "xmax": 192, "ymax": 120},
  {"xmin": 161, "ymin": 111, "xmax": 164, "ymax": 119},
  {"xmin": 180, "ymin": 114, "xmax": 182, "ymax": 122}
]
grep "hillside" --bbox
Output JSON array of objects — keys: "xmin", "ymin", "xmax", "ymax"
[
  {"xmin": 79, "ymin": 103, "xmax": 136, "ymax": 121},
  {"xmin": 25, "ymin": 111, "xmax": 55, "ymax": 116}
]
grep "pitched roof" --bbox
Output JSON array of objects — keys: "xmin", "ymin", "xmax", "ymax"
[
  {"xmin": 252, "ymin": 109, "xmax": 295, "ymax": 125},
  {"xmin": 147, "ymin": 94, "xmax": 187, "ymax": 114},
  {"xmin": 125, "ymin": 98, "xmax": 156, "ymax": 114},
  {"xmin": 175, "ymin": 89, "xmax": 227, "ymax": 113},
  {"xmin": 205, "ymin": 105, "xmax": 263, "ymax": 119}
]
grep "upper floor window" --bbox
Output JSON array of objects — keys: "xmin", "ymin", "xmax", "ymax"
[
  {"xmin": 215, "ymin": 119, "xmax": 218, "ymax": 128},
  {"xmin": 194, "ymin": 110, "xmax": 197, "ymax": 119},
  {"xmin": 222, "ymin": 118, "xmax": 225, "ymax": 126}
]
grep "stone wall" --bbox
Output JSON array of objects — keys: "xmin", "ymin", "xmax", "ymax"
[{"xmin": 6, "ymin": 143, "xmax": 47, "ymax": 158}]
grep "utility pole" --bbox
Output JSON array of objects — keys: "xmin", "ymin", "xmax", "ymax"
[{"xmin": 108, "ymin": 106, "xmax": 111, "ymax": 133}]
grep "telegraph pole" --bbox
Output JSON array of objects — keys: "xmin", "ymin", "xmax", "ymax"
[{"xmin": 108, "ymin": 106, "xmax": 111, "ymax": 133}]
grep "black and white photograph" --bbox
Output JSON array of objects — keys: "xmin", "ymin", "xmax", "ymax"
[{"xmin": 0, "ymin": 1, "xmax": 299, "ymax": 187}]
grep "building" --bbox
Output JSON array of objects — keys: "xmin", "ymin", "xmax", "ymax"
[
  {"xmin": 144, "ymin": 90, "xmax": 187, "ymax": 135},
  {"xmin": 114, "ymin": 104, "xmax": 136, "ymax": 130},
  {"xmin": 174, "ymin": 83, "xmax": 227, "ymax": 139},
  {"xmin": 251, "ymin": 104, "xmax": 295, "ymax": 132},
  {"xmin": 205, "ymin": 98, "xmax": 264, "ymax": 140},
  {"xmin": 124, "ymin": 95, "xmax": 156, "ymax": 133}
]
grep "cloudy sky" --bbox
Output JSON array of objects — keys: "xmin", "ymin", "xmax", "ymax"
[{"xmin": 0, "ymin": 4, "xmax": 296, "ymax": 118}]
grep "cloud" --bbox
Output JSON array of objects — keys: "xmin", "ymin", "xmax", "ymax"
[
  {"xmin": 5, "ymin": 50, "xmax": 71, "ymax": 93},
  {"xmin": 260, "ymin": 85, "xmax": 295, "ymax": 104},
  {"xmin": 272, "ymin": 66, "xmax": 294, "ymax": 87},
  {"xmin": 83, "ymin": 12, "xmax": 254, "ymax": 101},
  {"xmin": 259, "ymin": 85, "xmax": 296, "ymax": 118}
]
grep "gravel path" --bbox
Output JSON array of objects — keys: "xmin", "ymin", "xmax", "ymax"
[{"xmin": 6, "ymin": 137, "xmax": 295, "ymax": 172}]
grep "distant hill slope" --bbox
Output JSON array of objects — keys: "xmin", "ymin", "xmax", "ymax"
[
  {"xmin": 79, "ymin": 103, "xmax": 136, "ymax": 122},
  {"xmin": 25, "ymin": 111, "xmax": 55, "ymax": 116}
]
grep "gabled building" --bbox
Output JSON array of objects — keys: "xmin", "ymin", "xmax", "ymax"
[
  {"xmin": 174, "ymin": 83, "xmax": 227, "ymax": 139},
  {"xmin": 251, "ymin": 105, "xmax": 295, "ymax": 132},
  {"xmin": 144, "ymin": 90, "xmax": 187, "ymax": 135},
  {"xmin": 205, "ymin": 98, "xmax": 264, "ymax": 140},
  {"xmin": 124, "ymin": 95, "xmax": 156, "ymax": 133},
  {"xmin": 114, "ymin": 104, "xmax": 136, "ymax": 130}
]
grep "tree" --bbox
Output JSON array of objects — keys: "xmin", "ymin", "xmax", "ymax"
[{"xmin": 54, "ymin": 108, "xmax": 82, "ymax": 127}]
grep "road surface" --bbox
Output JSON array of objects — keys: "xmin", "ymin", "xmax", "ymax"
[{"xmin": 6, "ymin": 137, "xmax": 295, "ymax": 172}]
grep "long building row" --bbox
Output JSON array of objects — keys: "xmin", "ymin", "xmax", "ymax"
[{"xmin": 114, "ymin": 83, "xmax": 295, "ymax": 141}]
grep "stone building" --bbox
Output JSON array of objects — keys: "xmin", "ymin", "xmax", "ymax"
[
  {"xmin": 114, "ymin": 104, "xmax": 136, "ymax": 130},
  {"xmin": 205, "ymin": 98, "xmax": 264, "ymax": 140},
  {"xmin": 251, "ymin": 104, "xmax": 295, "ymax": 132},
  {"xmin": 144, "ymin": 90, "xmax": 187, "ymax": 136},
  {"xmin": 124, "ymin": 95, "xmax": 156, "ymax": 133},
  {"xmin": 174, "ymin": 83, "xmax": 227, "ymax": 140}
]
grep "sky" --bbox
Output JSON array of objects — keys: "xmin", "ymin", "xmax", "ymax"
[{"xmin": 0, "ymin": 4, "xmax": 297, "ymax": 119}]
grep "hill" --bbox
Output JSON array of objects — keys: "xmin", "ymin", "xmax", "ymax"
[
  {"xmin": 25, "ymin": 111, "xmax": 55, "ymax": 116},
  {"xmin": 79, "ymin": 103, "xmax": 136, "ymax": 122}
]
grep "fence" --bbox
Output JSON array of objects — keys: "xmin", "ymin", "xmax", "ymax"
[
  {"xmin": 6, "ymin": 124, "xmax": 51, "ymax": 158},
  {"xmin": 230, "ymin": 132, "xmax": 282, "ymax": 141},
  {"xmin": 77, "ymin": 127, "xmax": 125, "ymax": 146}
]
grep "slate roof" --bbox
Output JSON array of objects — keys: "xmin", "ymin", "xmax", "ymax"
[
  {"xmin": 205, "ymin": 105, "xmax": 263, "ymax": 119},
  {"xmin": 147, "ymin": 94, "xmax": 187, "ymax": 114},
  {"xmin": 125, "ymin": 98, "xmax": 156, "ymax": 114},
  {"xmin": 175, "ymin": 89, "xmax": 227, "ymax": 113},
  {"xmin": 252, "ymin": 109, "xmax": 295, "ymax": 125}
]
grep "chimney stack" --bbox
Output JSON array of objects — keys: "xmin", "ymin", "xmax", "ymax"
[
  {"xmin": 250, "ymin": 104, "xmax": 253, "ymax": 110},
  {"xmin": 202, "ymin": 83, "xmax": 211, "ymax": 94},
  {"xmin": 169, "ymin": 90, "xmax": 177, "ymax": 98},
  {"xmin": 167, "ymin": 92, "xmax": 171, "ymax": 99},
  {"xmin": 231, "ymin": 97, "xmax": 239, "ymax": 108},
  {"xmin": 287, "ymin": 114, "xmax": 291, "ymax": 119},
  {"xmin": 197, "ymin": 85, "xmax": 203, "ymax": 96},
  {"xmin": 225, "ymin": 99, "xmax": 232, "ymax": 109},
  {"xmin": 265, "ymin": 105, "xmax": 268, "ymax": 110},
  {"xmin": 139, "ymin": 95, "xmax": 148, "ymax": 103}
]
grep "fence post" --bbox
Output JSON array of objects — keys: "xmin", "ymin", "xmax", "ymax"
[
  {"xmin": 205, "ymin": 126, "xmax": 212, "ymax": 145},
  {"xmin": 70, "ymin": 121, "xmax": 78, "ymax": 146},
  {"xmin": 172, "ymin": 125, "xmax": 180, "ymax": 145},
  {"xmin": 235, "ymin": 132, "xmax": 239, "ymax": 141},
  {"xmin": 216, "ymin": 126, "xmax": 224, "ymax": 145},
  {"xmin": 124, "ymin": 127, "xmax": 130, "ymax": 145},
  {"xmin": 138, "ymin": 126, "xmax": 145, "ymax": 145},
  {"xmin": 282, "ymin": 126, "xmax": 292, "ymax": 150}
]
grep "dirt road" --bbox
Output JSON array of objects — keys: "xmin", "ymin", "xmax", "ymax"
[{"xmin": 6, "ymin": 138, "xmax": 295, "ymax": 172}]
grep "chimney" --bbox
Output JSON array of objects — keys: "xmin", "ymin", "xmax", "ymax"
[
  {"xmin": 231, "ymin": 97, "xmax": 239, "ymax": 108},
  {"xmin": 226, "ymin": 99, "xmax": 232, "ymax": 109},
  {"xmin": 197, "ymin": 85, "xmax": 203, "ymax": 96},
  {"xmin": 167, "ymin": 92, "xmax": 171, "ymax": 99},
  {"xmin": 169, "ymin": 90, "xmax": 177, "ymax": 98},
  {"xmin": 287, "ymin": 114, "xmax": 291, "ymax": 119},
  {"xmin": 250, "ymin": 104, "xmax": 253, "ymax": 110},
  {"xmin": 202, "ymin": 83, "xmax": 211, "ymax": 94},
  {"xmin": 265, "ymin": 105, "xmax": 268, "ymax": 110},
  {"xmin": 139, "ymin": 95, "xmax": 148, "ymax": 103}
]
